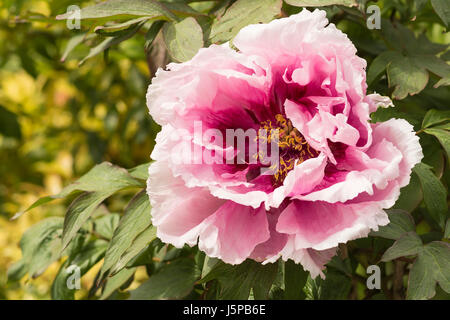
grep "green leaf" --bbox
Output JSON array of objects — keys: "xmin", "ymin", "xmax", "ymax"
[
  {"xmin": 93, "ymin": 213, "xmax": 120, "ymax": 240},
  {"xmin": 62, "ymin": 191, "xmax": 109, "ymax": 249},
  {"xmin": 431, "ymin": 0, "xmax": 450, "ymax": 27},
  {"xmin": 94, "ymin": 17, "xmax": 151, "ymax": 35},
  {"xmin": 435, "ymin": 76, "xmax": 450, "ymax": 88},
  {"xmin": 381, "ymin": 232, "xmax": 423, "ymax": 262},
  {"xmin": 445, "ymin": 219, "xmax": 450, "ymax": 239},
  {"xmin": 253, "ymin": 264, "xmax": 279, "ymax": 300},
  {"xmin": 79, "ymin": 22, "xmax": 145, "ymax": 65},
  {"xmin": 407, "ymin": 241, "xmax": 450, "ymax": 299},
  {"xmin": 62, "ymin": 233, "xmax": 86, "ymax": 263},
  {"xmin": 128, "ymin": 258, "xmax": 200, "ymax": 300},
  {"xmin": 284, "ymin": 260, "xmax": 308, "ymax": 299},
  {"xmin": 119, "ymin": 240, "xmax": 157, "ymax": 269},
  {"xmin": 285, "ymin": 0, "xmax": 357, "ymax": 7},
  {"xmin": 418, "ymin": 55, "xmax": 450, "ymax": 81},
  {"xmin": 19, "ymin": 217, "xmax": 64, "ymax": 278},
  {"xmin": 393, "ymin": 172, "xmax": 423, "ymax": 212},
  {"xmin": 162, "ymin": 2, "xmax": 204, "ymax": 17},
  {"xmin": 377, "ymin": 20, "xmax": 449, "ymax": 99},
  {"xmin": 201, "ymin": 256, "xmax": 220, "ymax": 279},
  {"xmin": 200, "ymin": 260, "xmax": 278, "ymax": 300},
  {"xmin": 370, "ymin": 107, "xmax": 421, "ymax": 128},
  {"xmin": 15, "ymin": 162, "xmax": 142, "ymax": 219},
  {"xmin": 144, "ymin": 21, "xmax": 165, "ymax": 52},
  {"xmin": 319, "ymin": 271, "xmax": 352, "ymax": 299},
  {"xmin": 163, "ymin": 17, "xmax": 204, "ymax": 62},
  {"xmin": 367, "ymin": 51, "xmax": 399, "ymax": 86},
  {"xmin": 56, "ymin": 0, "xmax": 176, "ymax": 22},
  {"xmin": 61, "ymin": 33, "xmax": 95, "ymax": 62},
  {"xmin": 424, "ymin": 128, "xmax": 450, "ymax": 165},
  {"xmin": 111, "ymin": 226, "xmax": 157, "ymax": 274},
  {"xmin": 12, "ymin": 196, "xmax": 55, "ymax": 220},
  {"xmin": 422, "ymin": 109, "xmax": 450, "ymax": 129},
  {"xmin": 51, "ymin": 261, "xmax": 74, "ymax": 300},
  {"xmin": 326, "ymin": 255, "xmax": 353, "ymax": 276},
  {"xmin": 413, "ymin": 163, "xmax": 448, "ymax": 229},
  {"xmin": 51, "ymin": 239, "xmax": 108, "ymax": 300},
  {"xmin": 7, "ymin": 260, "xmax": 27, "ymax": 283},
  {"xmin": 0, "ymin": 105, "xmax": 21, "ymax": 139},
  {"xmin": 210, "ymin": 0, "xmax": 282, "ymax": 44},
  {"xmin": 370, "ymin": 209, "xmax": 415, "ymax": 240},
  {"xmin": 61, "ymin": 163, "xmax": 143, "ymax": 248},
  {"xmin": 304, "ymin": 270, "xmax": 351, "ymax": 300},
  {"xmin": 100, "ymin": 190, "xmax": 151, "ymax": 278},
  {"xmin": 100, "ymin": 267, "xmax": 136, "ymax": 300},
  {"xmin": 387, "ymin": 56, "xmax": 428, "ymax": 100}
]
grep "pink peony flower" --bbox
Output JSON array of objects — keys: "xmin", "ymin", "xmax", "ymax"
[{"xmin": 146, "ymin": 9, "xmax": 423, "ymax": 278}]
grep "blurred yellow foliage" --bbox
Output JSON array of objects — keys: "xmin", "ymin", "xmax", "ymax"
[{"xmin": 0, "ymin": 0, "xmax": 157, "ymax": 299}]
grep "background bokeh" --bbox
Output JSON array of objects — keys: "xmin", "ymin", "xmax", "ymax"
[{"xmin": 0, "ymin": 0, "xmax": 162, "ymax": 299}]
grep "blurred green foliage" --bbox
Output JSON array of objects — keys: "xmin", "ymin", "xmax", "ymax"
[{"xmin": 0, "ymin": 0, "xmax": 160, "ymax": 299}]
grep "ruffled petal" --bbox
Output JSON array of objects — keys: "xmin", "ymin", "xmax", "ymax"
[
  {"xmin": 269, "ymin": 153, "xmax": 327, "ymax": 207},
  {"xmin": 294, "ymin": 128, "xmax": 406, "ymax": 203},
  {"xmin": 147, "ymin": 44, "xmax": 269, "ymax": 127},
  {"xmin": 198, "ymin": 201, "xmax": 270, "ymax": 264},
  {"xmin": 276, "ymin": 200, "xmax": 389, "ymax": 251},
  {"xmin": 233, "ymin": 9, "xmax": 352, "ymax": 64},
  {"xmin": 249, "ymin": 207, "xmax": 289, "ymax": 262},
  {"xmin": 263, "ymin": 235, "xmax": 337, "ymax": 279},
  {"xmin": 147, "ymin": 161, "xmax": 225, "ymax": 247},
  {"xmin": 371, "ymin": 118, "xmax": 423, "ymax": 187}
]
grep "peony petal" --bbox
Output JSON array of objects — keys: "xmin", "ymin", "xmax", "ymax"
[
  {"xmin": 250, "ymin": 207, "xmax": 288, "ymax": 262},
  {"xmin": 276, "ymin": 200, "xmax": 389, "ymax": 251},
  {"xmin": 198, "ymin": 201, "xmax": 270, "ymax": 264},
  {"xmin": 263, "ymin": 235, "xmax": 337, "ymax": 279},
  {"xmin": 366, "ymin": 93, "xmax": 394, "ymax": 113},
  {"xmin": 269, "ymin": 153, "xmax": 327, "ymax": 207},
  {"xmin": 147, "ymin": 44, "xmax": 269, "ymax": 127},
  {"xmin": 295, "ymin": 135, "xmax": 404, "ymax": 203},
  {"xmin": 233, "ymin": 9, "xmax": 345, "ymax": 64},
  {"xmin": 371, "ymin": 118, "xmax": 423, "ymax": 187},
  {"xmin": 147, "ymin": 161, "xmax": 225, "ymax": 247}
]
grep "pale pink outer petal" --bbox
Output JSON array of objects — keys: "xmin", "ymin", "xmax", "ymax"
[
  {"xmin": 146, "ymin": 44, "xmax": 268, "ymax": 127},
  {"xmin": 151, "ymin": 124, "xmax": 257, "ymax": 191},
  {"xmin": 198, "ymin": 201, "xmax": 270, "ymax": 265},
  {"xmin": 148, "ymin": 160, "xmax": 272, "ymax": 264},
  {"xmin": 249, "ymin": 207, "xmax": 288, "ymax": 262},
  {"xmin": 371, "ymin": 118, "xmax": 423, "ymax": 187},
  {"xmin": 147, "ymin": 161, "xmax": 225, "ymax": 247},
  {"xmin": 208, "ymin": 186, "xmax": 271, "ymax": 210},
  {"xmin": 150, "ymin": 124, "xmax": 271, "ymax": 210},
  {"xmin": 276, "ymin": 200, "xmax": 389, "ymax": 251},
  {"xmin": 234, "ymin": 8, "xmax": 367, "ymax": 108},
  {"xmin": 366, "ymin": 93, "xmax": 394, "ymax": 113},
  {"xmin": 263, "ymin": 235, "xmax": 337, "ymax": 279},
  {"xmin": 234, "ymin": 9, "xmax": 343, "ymax": 64}
]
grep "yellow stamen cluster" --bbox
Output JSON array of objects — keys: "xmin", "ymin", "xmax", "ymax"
[
  {"xmin": 275, "ymin": 114, "xmax": 310, "ymax": 152},
  {"xmin": 256, "ymin": 114, "xmax": 316, "ymax": 185}
]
